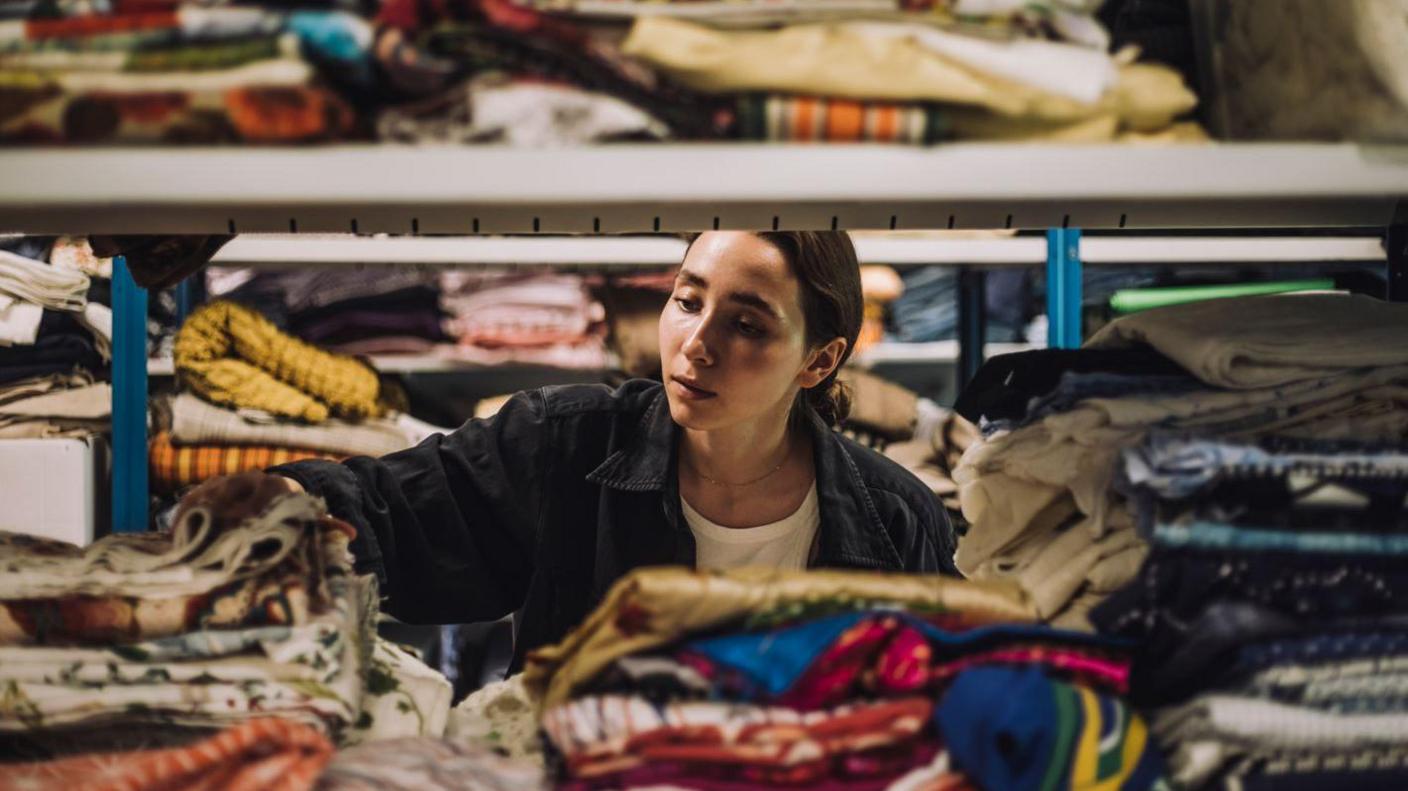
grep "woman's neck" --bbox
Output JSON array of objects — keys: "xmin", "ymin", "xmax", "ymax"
[{"xmin": 679, "ymin": 400, "xmax": 794, "ymax": 486}]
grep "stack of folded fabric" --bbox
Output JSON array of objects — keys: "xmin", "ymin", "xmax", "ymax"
[
  {"xmin": 604, "ymin": 0, "xmax": 1202, "ymax": 143},
  {"xmin": 0, "ymin": 4, "xmax": 366, "ymax": 143},
  {"xmin": 153, "ymin": 299, "xmax": 442, "ymax": 494},
  {"xmin": 0, "ymin": 248, "xmax": 110, "ymax": 439},
  {"xmin": 524, "ymin": 566, "xmax": 1167, "ymax": 791},
  {"xmin": 1088, "ymin": 432, "xmax": 1408, "ymax": 790},
  {"xmin": 952, "ymin": 293, "xmax": 1408, "ymax": 632},
  {"xmin": 437, "ymin": 270, "xmax": 609, "ymax": 369},
  {"xmin": 0, "ymin": 476, "xmax": 452, "ymax": 778},
  {"xmin": 211, "ymin": 266, "xmax": 450, "ymax": 357}
]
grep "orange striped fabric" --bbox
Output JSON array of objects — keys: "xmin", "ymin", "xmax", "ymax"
[
  {"xmin": 0, "ymin": 717, "xmax": 332, "ymax": 791},
  {"xmin": 737, "ymin": 95, "xmax": 949, "ymax": 144},
  {"xmin": 149, "ymin": 432, "xmax": 337, "ymax": 494}
]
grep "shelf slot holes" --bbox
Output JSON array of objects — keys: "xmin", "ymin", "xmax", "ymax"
[
  {"xmin": 350, "ymin": 218, "xmax": 359, "ymax": 234},
  {"xmin": 831, "ymin": 216, "xmax": 839, "ymax": 231},
  {"xmin": 472, "ymin": 218, "xmax": 480, "ymax": 234},
  {"xmin": 947, "ymin": 215, "xmax": 956, "ymax": 229},
  {"xmin": 1119, "ymin": 213, "xmax": 1128, "ymax": 229},
  {"xmin": 1004, "ymin": 214, "xmax": 1013, "ymax": 229},
  {"xmin": 288, "ymin": 218, "xmax": 298, "ymax": 234},
  {"xmin": 712, "ymin": 217, "xmax": 721, "ymax": 230},
  {"xmin": 412, "ymin": 218, "xmax": 420, "ymax": 235},
  {"xmin": 653, "ymin": 216, "xmax": 661, "ymax": 232},
  {"xmin": 593, "ymin": 217, "xmax": 601, "ymax": 233},
  {"xmin": 1062, "ymin": 214, "xmax": 1070, "ymax": 229},
  {"xmin": 533, "ymin": 217, "xmax": 541, "ymax": 233},
  {"xmin": 889, "ymin": 215, "xmax": 898, "ymax": 230},
  {"xmin": 227, "ymin": 219, "xmax": 237, "ymax": 235},
  {"xmin": 772, "ymin": 216, "xmax": 780, "ymax": 231}
]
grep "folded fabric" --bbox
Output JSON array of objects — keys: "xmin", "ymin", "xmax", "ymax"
[
  {"xmin": 648, "ymin": 610, "xmax": 1128, "ymax": 709},
  {"xmin": 150, "ymin": 430, "xmax": 338, "ymax": 494},
  {"xmin": 315, "ymin": 733, "xmax": 546, "ymax": 791},
  {"xmin": 440, "ymin": 271, "xmax": 605, "ymax": 348},
  {"xmin": 0, "ymin": 573, "xmax": 374, "ymax": 737},
  {"xmin": 170, "ymin": 392, "xmax": 439, "ymax": 458},
  {"xmin": 214, "ymin": 268, "xmax": 441, "ymax": 317},
  {"xmin": 0, "ymin": 381, "xmax": 109, "ymax": 419},
  {"xmin": 937, "ymin": 667, "xmax": 1166, "ymax": 791},
  {"xmin": 434, "ymin": 338, "xmax": 610, "ymax": 369},
  {"xmin": 838, "ymin": 368, "xmax": 919, "ymax": 441},
  {"xmin": 175, "ymin": 300, "xmax": 383, "ymax": 423},
  {"xmin": 0, "ymin": 717, "xmax": 333, "ymax": 791},
  {"xmin": 524, "ymin": 566, "xmax": 1035, "ymax": 709},
  {"xmin": 291, "ymin": 307, "xmax": 447, "ymax": 347},
  {"xmin": 379, "ymin": 75, "xmax": 671, "ymax": 145},
  {"xmin": 0, "ymin": 32, "xmax": 287, "ymax": 71},
  {"xmin": 0, "ymin": 248, "xmax": 88, "ymax": 313},
  {"xmin": 621, "ymin": 17, "xmax": 1195, "ymax": 130},
  {"xmin": 350, "ymin": 636, "xmax": 453, "ymax": 744},
  {"xmin": 735, "ymin": 94, "xmax": 951, "ymax": 143},
  {"xmin": 446, "ymin": 672, "xmax": 543, "ymax": 760},
  {"xmin": 0, "ymin": 310, "xmax": 102, "ymax": 385},
  {"xmin": 544, "ymin": 694, "xmax": 938, "ymax": 785},
  {"xmin": 954, "ymin": 346, "xmax": 1187, "ymax": 424},
  {"xmin": 1086, "ymin": 293, "xmax": 1408, "ymax": 390},
  {"xmin": 0, "ymin": 370, "xmax": 92, "ymax": 403},
  {"xmin": 0, "ymin": 490, "xmax": 351, "ymax": 640}
]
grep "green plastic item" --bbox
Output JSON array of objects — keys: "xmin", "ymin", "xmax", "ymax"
[{"xmin": 1109, "ymin": 278, "xmax": 1337, "ymax": 314}]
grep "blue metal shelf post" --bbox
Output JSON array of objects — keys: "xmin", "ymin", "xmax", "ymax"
[
  {"xmin": 113, "ymin": 255, "xmax": 149, "ymax": 533},
  {"xmin": 1046, "ymin": 228, "xmax": 1083, "ymax": 349}
]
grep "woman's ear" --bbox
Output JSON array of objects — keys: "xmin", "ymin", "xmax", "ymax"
[{"xmin": 799, "ymin": 337, "xmax": 848, "ymax": 388}]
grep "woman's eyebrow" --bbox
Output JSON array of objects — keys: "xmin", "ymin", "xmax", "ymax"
[{"xmin": 677, "ymin": 268, "xmax": 781, "ymax": 318}]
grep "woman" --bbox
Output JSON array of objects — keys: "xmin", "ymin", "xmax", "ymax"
[{"xmin": 262, "ymin": 230, "xmax": 956, "ymax": 669}]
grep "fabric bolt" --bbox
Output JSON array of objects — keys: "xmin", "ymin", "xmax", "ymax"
[
  {"xmin": 1085, "ymin": 293, "xmax": 1408, "ymax": 390},
  {"xmin": 174, "ymin": 300, "xmax": 383, "ymax": 423},
  {"xmin": 0, "ymin": 490, "xmax": 349, "ymax": 632},
  {"xmin": 149, "ymin": 431, "xmax": 338, "ymax": 494},
  {"xmin": 169, "ymin": 393, "xmax": 438, "ymax": 458},
  {"xmin": 669, "ymin": 609, "xmax": 1127, "ymax": 709},
  {"xmin": 937, "ymin": 667, "xmax": 1166, "ymax": 791},
  {"xmin": 542, "ymin": 694, "xmax": 937, "ymax": 785},
  {"xmin": 684, "ymin": 483, "xmax": 819, "ymax": 573},
  {"xmin": 378, "ymin": 75, "xmax": 671, "ymax": 145},
  {"xmin": 0, "ymin": 572, "xmax": 375, "ymax": 740},
  {"xmin": 315, "ymin": 733, "xmax": 546, "ymax": 791},
  {"xmin": 0, "ymin": 717, "xmax": 333, "ymax": 791},
  {"xmin": 734, "ymin": 93, "xmax": 950, "ymax": 144},
  {"xmin": 523, "ymin": 565, "xmax": 1034, "ymax": 710}
]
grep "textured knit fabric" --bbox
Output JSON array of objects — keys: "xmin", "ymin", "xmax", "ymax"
[
  {"xmin": 937, "ymin": 667, "xmax": 1167, "ymax": 791},
  {"xmin": 522, "ymin": 565, "xmax": 1034, "ymax": 709},
  {"xmin": 175, "ymin": 300, "xmax": 382, "ymax": 423},
  {"xmin": 149, "ymin": 430, "xmax": 337, "ymax": 494},
  {"xmin": 0, "ymin": 717, "xmax": 333, "ymax": 791}
]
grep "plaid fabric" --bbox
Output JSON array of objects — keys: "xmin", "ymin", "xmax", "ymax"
[
  {"xmin": 737, "ymin": 94, "xmax": 950, "ymax": 144},
  {"xmin": 149, "ymin": 431, "xmax": 336, "ymax": 493}
]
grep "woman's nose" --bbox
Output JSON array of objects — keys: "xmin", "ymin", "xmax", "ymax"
[{"xmin": 681, "ymin": 321, "xmax": 714, "ymax": 366}]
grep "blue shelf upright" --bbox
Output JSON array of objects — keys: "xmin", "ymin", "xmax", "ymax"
[
  {"xmin": 1046, "ymin": 228, "xmax": 1083, "ymax": 349},
  {"xmin": 112, "ymin": 255, "xmax": 148, "ymax": 533}
]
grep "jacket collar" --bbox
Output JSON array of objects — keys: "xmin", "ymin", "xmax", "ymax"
[{"xmin": 587, "ymin": 388, "xmax": 903, "ymax": 570}]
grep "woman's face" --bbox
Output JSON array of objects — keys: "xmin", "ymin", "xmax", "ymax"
[{"xmin": 659, "ymin": 232, "xmax": 831, "ymax": 431}]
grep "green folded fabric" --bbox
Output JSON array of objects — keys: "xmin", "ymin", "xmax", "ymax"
[{"xmin": 1109, "ymin": 278, "xmax": 1336, "ymax": 314}]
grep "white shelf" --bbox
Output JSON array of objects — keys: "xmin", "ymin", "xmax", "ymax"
[
  {"xmin": 206, "ymin": 232, "xmax": 1387, "ymax": 268},
  {"xmin": 148, "ymin": 342, "xmax": 1022, "ymax": 377},
  {"xmin": 3, "ymin": 143, "xmax": 1406, "ymax": 234}
]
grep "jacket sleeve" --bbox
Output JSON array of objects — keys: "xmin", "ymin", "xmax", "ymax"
[{"xmin": 270, "ymin": 389, "xmax": 551, "ymax": 625}]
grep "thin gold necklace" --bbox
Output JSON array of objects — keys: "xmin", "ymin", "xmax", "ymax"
[{"xmin": 687, "ymin": 436, "xmax": 790, "ymax": 488}]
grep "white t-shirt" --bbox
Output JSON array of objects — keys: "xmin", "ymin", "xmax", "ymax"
[{"xmin": 682, "ymin": 483, "xmax": 820, "ymax": 571}]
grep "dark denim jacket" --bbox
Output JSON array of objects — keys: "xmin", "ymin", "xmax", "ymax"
[{"xmin": 274, "ymin": 379, "xmax": 956, "ymax": 668}]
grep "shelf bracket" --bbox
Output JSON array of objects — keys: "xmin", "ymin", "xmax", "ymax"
[
  {"xmin": 1046, "ymin": 228, "xmax": 1083, "ymax": 348},
  {"xmin": 956, "ymin": 266, "xmax": 987, "ymax": 388},
  {"xmin": 113, "ymin": 255, "xmax": 149, "ymax": 534},
  {"xmin": 1389, "ymin": 200, "xmax": 1407, "ymax": 303}
]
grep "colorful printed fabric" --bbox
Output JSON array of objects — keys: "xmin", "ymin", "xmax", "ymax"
[
  {"xmin": 667, "ymin": 610, "xmax": 1128, "ymax": 710},
  {"xmin": 542, "ymin": 694, "xmax": 940, "ymax": 787},
  {"xmin": 0, "ymin": 492, "xmax": 352, "ymax": 643},
  {"xmin": 523, "ymin": 566, "xmax": 1036, "ymax": 710},
  {"xmin": 150, "ymin": 430, "xmax": 338, "ymax": 494},
  {"xmin": 0, "ymin": 717, "xmax": 333, "ymax": 791},
  {"xmin": 0, "ymin": 573, "xmax": 375, "ymax": 740},
  {"xmin": 350, "ymin": 636, "xmax": 453, "ymax": 744},
  {"xmin": 736, "ymin": 94, "xmax": 950, "ymax": 144},
  {"xmin": 937, "ymin": 667, "xmax": 1167, "ymax": 791},
  {"xmin": 316, "ymin": 733, "xmax": 546, "ymax": 791}
]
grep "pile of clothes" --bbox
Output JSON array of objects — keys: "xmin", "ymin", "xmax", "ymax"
[
  {"xmin": 951, "ymin": 293, "xmax": 1408, "ymax": 632},
  {"xmin": 0, "ymin": 243, "xmax": 111, "ymax": 440},
  {"xmin": 523, "ymin": 566, "xmax": 1167, "ymax": 791},
  {"xmin": 1, "ymin": 0, "xmax": 1204, "ymax": 145},
  {"xmin": 1091, "ymin": 432, "xmax": 1408, "ymax": 790},
  {"xmin": 0, "ymin": 474, "xmax": 451, "ymax": 766},
  {"xmin": 438, "ymin": 269, "xmax": 609, "ymax": 368},
  {"xmin": 151, "ymin": 298, "xmax": 442, "ymax": 493}
]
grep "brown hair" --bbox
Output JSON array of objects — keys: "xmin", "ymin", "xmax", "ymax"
[{"xmin": 756, "ymin": 232, "xmax": 862, "ymax": 427}]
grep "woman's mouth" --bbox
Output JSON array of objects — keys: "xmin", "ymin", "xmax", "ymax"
[{"xmin": 671, "ymin": 376, "xmax": 717, "ymax": 400}]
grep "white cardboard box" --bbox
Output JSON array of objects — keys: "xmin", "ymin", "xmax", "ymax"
[{"xmin": 0, "ymin": 436, "xmax": 109, "ymax": 546}]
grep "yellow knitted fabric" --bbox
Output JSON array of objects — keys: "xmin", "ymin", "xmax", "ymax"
[{"xmin": 174, "ymin": 300, "xmax": 382, "ymax": 423}]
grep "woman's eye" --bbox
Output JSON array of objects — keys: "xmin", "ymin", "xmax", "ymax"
[
  {"xmin": 674, "ymin": 296, "xmax": 701, "ymax": 313},
  {"xmin": 736, "ymin": 320, "xmax": 764, "ymax": 337}
]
